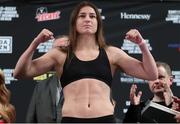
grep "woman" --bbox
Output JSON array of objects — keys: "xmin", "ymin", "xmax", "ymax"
[
  {"xmin": 13, "ymin": 1, "xmax": 157, "ymax": 123},
  {"xmin": 0, "ymin": 70, "xmax": 16, "ymax": 123}
]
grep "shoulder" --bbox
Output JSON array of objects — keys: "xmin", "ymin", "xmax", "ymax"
[
  {"xmin": 45, "ymin": 47, "xmax": 67, "ymax": 65},
  {"xmin": 105, "ymin": 45, "xmax": 125, "ymax": 55},
  {"xmin": 104, "ymin": 45, "xmax": 128, "ymax": 61},
  {"xmin": 47, "ymin": 47, "xmax": 67, "ymax": 57}
]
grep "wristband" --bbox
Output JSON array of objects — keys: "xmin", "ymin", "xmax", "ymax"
[{"xmin": 138, "ymin": 39, "xmax": 146, "ymax": 46}]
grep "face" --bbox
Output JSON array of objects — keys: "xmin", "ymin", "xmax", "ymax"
[
  {"xmin": 76, "ymin": 6, "xmax": 98, "ymax": 35},
  {"xmin": 148, "ymin": 66, "xmax": 172, "ymax": 94}
]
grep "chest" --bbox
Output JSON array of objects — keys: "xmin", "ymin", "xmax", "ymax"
[{"xmin": 75, "ymin": 50, "xmax": 99, "ymax": 61}]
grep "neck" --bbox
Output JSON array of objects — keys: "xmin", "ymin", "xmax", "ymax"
[
  {"xmin": 76, "ymin": 34, "xmax": 98, "ymax": 50},
  {"xmin": 152, "ymin": 93, "xmax": 164, "ymax": 102}
]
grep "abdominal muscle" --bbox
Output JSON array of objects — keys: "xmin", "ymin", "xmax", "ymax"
[{"xmin": 62, "ymin": 79, "xmax": 114, "ymax": 118}]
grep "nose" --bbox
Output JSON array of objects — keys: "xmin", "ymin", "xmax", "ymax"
[
  {"xmin": 84, "ymin": 15, "xmax": 91, "ymax": 22},
  {"xmin": 153, "ymin": 79, "xmax": 160, "ymax": 84}
]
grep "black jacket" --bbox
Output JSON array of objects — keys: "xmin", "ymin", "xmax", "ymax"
[{"xmin": 123, "ymin": 100, "xmax": 174, "ymax": 123}]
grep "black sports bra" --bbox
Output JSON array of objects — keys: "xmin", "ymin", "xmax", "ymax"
[{"xmin": 60, "ymin": 48, "xmax": 113, "ymax": 88}]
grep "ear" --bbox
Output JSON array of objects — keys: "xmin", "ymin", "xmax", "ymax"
[{"xmin": 169, "ymin": 76, "xmax": 173, "ymax": 86}]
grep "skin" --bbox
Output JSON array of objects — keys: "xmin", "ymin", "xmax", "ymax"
[
  {"xmin": 14, "ymin": 5, "xmax": 157, "ymax": 118},
  {"xmin": 52, "ymin": 36, "xmax": 69, "ymax": 48},
  {"xmin": 130, "ymin": 65, "xmax": 173, "ymax": 106},
  {"xmin": 172, "ymin": 96, "xmax": 180, "ymax": 111},
  {"xmin": 130, "ymin": 64, "xmax": 180, "ymax": 123},
  {"xmin": 149, "ymin": 66, "xmax": 173, "ymax": 105},
  {"xmin": 175, "ymin": 114, "xmax": 180, "ymax": 123}
]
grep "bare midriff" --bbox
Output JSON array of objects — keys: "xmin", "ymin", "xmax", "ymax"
[{"xmin": 62, "ymin": 79, "xmax": 114, "ymax": 118}]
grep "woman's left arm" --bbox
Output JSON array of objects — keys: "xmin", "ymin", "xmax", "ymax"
[{"xmin": 111, "ymin": 29, "xmax": 158, "ymax": 80}]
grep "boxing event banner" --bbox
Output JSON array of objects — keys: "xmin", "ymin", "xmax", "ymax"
[{"xmin": 0, "ymin": 1, "xmax": 179, "ymax": 122}]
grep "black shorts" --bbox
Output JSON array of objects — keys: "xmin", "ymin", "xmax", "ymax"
[{"xmin": 61, "ymin": 115, "xmax": 116, "ymax": 123}]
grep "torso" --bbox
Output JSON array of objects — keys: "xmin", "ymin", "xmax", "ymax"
[
  {"xmin": 62, "ymin": 79, "xmax": 114, "ymax": 118},
  {"xmin": 60, "ymin": 48, "xmax": 113, "ymax": 88},
  {"xmin": 54, "ymin": 46, "xmax": 118, "ymax": 118}
]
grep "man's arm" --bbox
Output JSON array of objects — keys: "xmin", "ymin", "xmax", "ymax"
[{"xmin": 123, "ymin": 84, "xmax": 143, "ymax": 123}]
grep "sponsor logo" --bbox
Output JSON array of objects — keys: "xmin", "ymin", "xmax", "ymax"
[
  {"xmin": 1, "ymin": 69, "xmax": 17, "ymax": 84},
  {"xmin": 98, "ymin": 9, "xmax": 105, "ymax": 20},
  {"xmin": 166, "ymin": 10, "xmax": 180, "ymax": 24},
  {"xmin": 120, "ymin": 73, "xmax": 148, "ymax": 84},
  {"xmin": 172, "ymin": 71, "xmax": 180, "ymax": 86},
  {"xmin": 35, "ymin": 7, "xmax": 61, "ymax": 22},
  {"xmin": 120, "ymin": 12, "xmax": 151, "ymax": 20},
  {"xmin": 0, "ymin": 36, "xmax": 12, "ymax": 53},
  {"xmin": 121, "ymin": 39, "xmax": 152, "ymax": 54},
  {"xmin": 123, "ymin": 101, "xmax": 131, "ymax": 113},
  {"xmin": 37, "ymin": 39, "xmax": 53, "ymax": 53},
  {"xmin": 0, "ymin": 6, "xmax": 19, "ymax": 21},
  {"xmin": 168, "ymin": 43, "xmax": 180, "ymax": 52}
]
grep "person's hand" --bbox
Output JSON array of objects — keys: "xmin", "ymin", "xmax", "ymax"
[
  {"xmin": 125, "ymin": 29, "xmax": 145, "ymax": 46},
  {"xmin": 34, "ymin": 28, "xmax": 54, "ymax": 44},
  {"xmin": 129, "ymin": 84, "xmax": 142, "ymax": 105},
  {"xmin": 163, "ymin": 82, "xmax": 173, "ymax": 106},
  {"xmin": 175, "ymin": 114, "xmax": 180, "ymax": 123},
  {"xmin": 172, "ymin": 96, "xmax": 180, "ymax": 111}
]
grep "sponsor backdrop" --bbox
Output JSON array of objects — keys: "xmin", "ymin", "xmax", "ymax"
[{"xmin": 0, "ymin": 0, "xmax": 180, "ymax": 122}]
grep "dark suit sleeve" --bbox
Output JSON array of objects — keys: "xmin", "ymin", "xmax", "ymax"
[
  {"xmin": 26, "ymin": 84, "xmax": 38, "ymax": 123},
  {"xmin": 123, "ymin": 102, "xmax": 144, "ymax": 123}
]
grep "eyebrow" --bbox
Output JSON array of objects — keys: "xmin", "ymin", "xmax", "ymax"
[
  {"xmin": 79, "ymin": 12, "xmax": 96, "ymax": 15},
  {"xmin": 158, "ymin": 75, "xmax": 165, "ymax": 79}
]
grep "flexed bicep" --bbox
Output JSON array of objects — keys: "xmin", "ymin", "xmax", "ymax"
[
  {"xmin": 13, "ymin": 29, "xmax": 56, "ymax": 79},
  {"xmin": 29, "ymin": 51, "xmax": 56, "ymax": 77}
]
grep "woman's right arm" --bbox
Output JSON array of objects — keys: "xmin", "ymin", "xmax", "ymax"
[{"xmin": 13, "ymin": 29, "xmax": 55, "ymax": 79}]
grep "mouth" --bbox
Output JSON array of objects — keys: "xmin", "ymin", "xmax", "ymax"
[
  {"xmin": 83, "ymin": 25, "xmax": 92, "ymax": 27},
  {"xmin": 153, "ymin": 83, "xmax": 164, "ymax": 89}
]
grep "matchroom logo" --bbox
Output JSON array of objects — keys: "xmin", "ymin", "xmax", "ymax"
[{"xmin": 0, "ymin": 36, "xmax": 12, "ymax": 53}]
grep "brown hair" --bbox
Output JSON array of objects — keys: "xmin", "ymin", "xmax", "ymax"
[
  {"xmin": 0, "ymin": 104, "xmax": 16, "ymax": 123},
  {"xmin": 69, "ymin": 1, "xmax": 106, "ymax": 52},
  {"xmin": 0, "ymin": 70, "xmax": 16, "ymax": 123},
  {"xmin": 0, "ymin": 70, "xmax": 10, "ymax": 104},
  {"xmin": 156, "ymin": 61, "xmax": 172, "ymax": 76}
]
